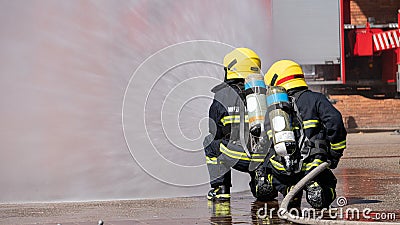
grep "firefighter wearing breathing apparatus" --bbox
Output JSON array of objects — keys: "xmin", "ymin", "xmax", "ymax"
[
  {"xmin": 203, "ymin": 48, "xmax": 277, "ymax": 202},
  {"xmin": 263, "ymin": 60, "xmax": 347, "ymax": 209}
]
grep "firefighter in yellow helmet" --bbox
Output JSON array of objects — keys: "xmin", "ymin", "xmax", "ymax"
[
  {"xmin": 203, "ymin": 48, "xmax": 277, "ymax": 201},
  {"xmin": 223, "ymin": 48, "xmax": 261, "ymax": 80},
  {"xmin": 263, "ymin": 60, "xmax": 347, "ymax": 209},
  {"xmin": 264, "ymin": 59, "xmax": 307, "ymax": 90}
]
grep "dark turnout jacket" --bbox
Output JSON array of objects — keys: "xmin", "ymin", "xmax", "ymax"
[{"xmin": 264, "ymin": 88, "xmax": 347, "ymax": 179}]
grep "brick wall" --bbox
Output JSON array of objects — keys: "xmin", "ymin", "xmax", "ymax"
[
  {"xmin": 350, "ymin": 0, "xmax": 400, "ymax": 25},
  {"xmin": 331, "ymin": 95, "xmax": 400, "ymax": 130}
]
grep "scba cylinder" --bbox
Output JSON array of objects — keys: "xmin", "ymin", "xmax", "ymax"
[
  {"xmin": 266, "ymin": 86, "xmax": 296, "ymax": 156},
  {"xmin": 245, "ymin": 74, "xmax": 267, "ymax": 137}
]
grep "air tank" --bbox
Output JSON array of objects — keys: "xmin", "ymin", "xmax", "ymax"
[
  {"xmin": 266, "ymin": 86, "xmax": 296, "ymax": 157},
  {"xmin": 244, "ymin": 74, "xmax": 267, "ymax": 137}
]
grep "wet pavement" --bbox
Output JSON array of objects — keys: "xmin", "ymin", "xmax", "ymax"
[{"xmin": 1, "ymin": 132, "xmax": 399, "ymax": 225}]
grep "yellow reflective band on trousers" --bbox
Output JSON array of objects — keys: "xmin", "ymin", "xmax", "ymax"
[
  {"xmin": 269, "ymin": 156, "xmax": 325, "ymax": 172},
  {"xmin": 206, "ymin": 156, "xmax": 218, "ymax": 165},
  {"xmin": 219, "ymin": 143, "xmax": 265, "ymax": 162},
  {"xmin": 302, "ymin": 158, "xmax": 324, "ymax": 171},
  {"xmin": 286, "ymin": 185, "xmax": 295, "ymax": 195},
  {"xmin": 251, "ymin": 153, "xmax": 267, "ymax": 162},
  {"xmin": 267, "ymin": 174, "xmax": 273, "ymax": 183},
  {"xmin": 269, "ymin": 155, "xmax": 286, "ymax": 171},
  {"xmin": 330, "ymin": 188, "xmax": 335, "ymax": 200},
  {"xmin": 331, "ymin": 140, "xmax": 346, "ymax": 150},
  {"xmin": 220, "ymin": 115, "xmax": 249, "ymax": 126}
]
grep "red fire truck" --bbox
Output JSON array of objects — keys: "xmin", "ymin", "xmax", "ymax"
[{"xmin": 268, "ymin": 0, "xmax": 400, "ymax": 98}]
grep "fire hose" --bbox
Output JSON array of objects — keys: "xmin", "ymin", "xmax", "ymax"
[{"xmin": 280, "ymin": 162, "xmax": 400, "ymax": 225}]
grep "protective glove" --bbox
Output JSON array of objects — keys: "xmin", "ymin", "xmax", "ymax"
[{"xmin": 328, "ymin": 149, "xmax": 343, "ymax": 169}]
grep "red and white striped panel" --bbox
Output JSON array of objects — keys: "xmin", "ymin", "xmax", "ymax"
[{"xmin": 372, "ymin": 29, "xmax": 400, "ymax": 51}]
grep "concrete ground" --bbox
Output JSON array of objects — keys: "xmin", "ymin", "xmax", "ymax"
[{"xmin": 0, "ymin": 132, "xmax": 399, "ymax": 225}]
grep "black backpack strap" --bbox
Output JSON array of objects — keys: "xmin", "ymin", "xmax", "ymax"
[
  {"xmin": 289, "ymin": 90, "xmax": 308, "ymax": 152},
  {"xmin": 289, "ymin": 90, "xmax": 312, "ymax": 173},
  {"xmin": 290, "ymin": 89, "xmax": 308, "ymax": 125},
  {"xmin": 292, "ymin": 89, "xmax": 308, "ymax": 101}
]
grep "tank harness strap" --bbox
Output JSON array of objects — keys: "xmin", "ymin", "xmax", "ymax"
[
  {"xmin": 239, "ymin": 93, "xmax": 251, "ymax": 158},
  {"xmin": 290, "ymin": 90, "xmax": 322, "ymax": 173},
  {"xmin": 290, "ymin": 90, "xmax": 308, "ymax": 151}
]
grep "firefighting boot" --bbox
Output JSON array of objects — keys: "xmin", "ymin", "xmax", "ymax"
[
  {"xmin": 306, "ymin": 182, "xmax": 327, "ymax": 209},
  {"xmin": 207, "ymin": 185, "xmax": 230, "ymax": 201},
  {"xmin": 254, "ymin": 169, "xmax": 277, "ymax": 201}
]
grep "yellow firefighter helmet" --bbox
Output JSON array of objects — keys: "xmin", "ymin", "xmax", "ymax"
[
  {"xmin": 223, "ymin": 48, "xmax": 261, "ymax": 80},
  {"xmin": 264, "ymin": 60, "xmax": 308, "ymax": 90}
]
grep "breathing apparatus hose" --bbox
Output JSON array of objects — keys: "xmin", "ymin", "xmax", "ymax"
[{"xmin": 280, "ymin": 162, "xmax": 400, "ymax": 225}]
